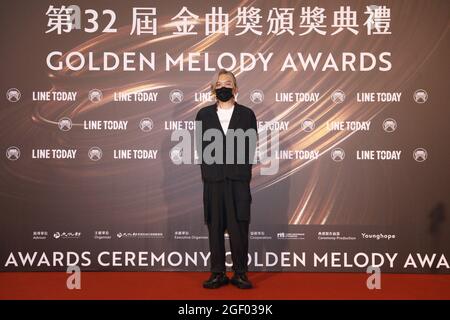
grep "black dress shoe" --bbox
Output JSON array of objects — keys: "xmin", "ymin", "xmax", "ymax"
[
  {"xmin": 203, "ymin": 272, "xmax": 229, "ymax": 289},
  {"xmin": 230, "ymin": 272, "xmax": 253, "ymax": 289}
]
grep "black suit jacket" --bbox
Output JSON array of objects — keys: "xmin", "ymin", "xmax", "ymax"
[{"xmin": 195, "ymin": 101, "xmax": 258, "ymax": 183}]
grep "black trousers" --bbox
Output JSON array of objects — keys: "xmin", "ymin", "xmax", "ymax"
[{"xmin": 204, "ymin": 178, "xmax": 251, "ymax": 274}]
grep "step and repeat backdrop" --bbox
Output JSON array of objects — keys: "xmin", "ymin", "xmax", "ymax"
[{"xmin": 1, "ymin": 0, "xmax": 449, "ymax": 273}]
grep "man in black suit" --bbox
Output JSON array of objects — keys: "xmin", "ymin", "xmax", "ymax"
[{"xmin": 195, "ymin": 69, "xmax": 258, "ymax": 289}]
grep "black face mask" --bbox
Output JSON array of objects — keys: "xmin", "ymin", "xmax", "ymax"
[{"xmin": 215, "ymin": 87, "xmax": 234, "ymax": 102}]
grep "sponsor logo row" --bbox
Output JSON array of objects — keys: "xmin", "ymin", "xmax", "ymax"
[
  {"xmin": 31, "ymin": 230, "xmax": 396, "ymax": 241},
  {"xmin": 5, "ymin": 146, "xmax": 428, "ymax": 162},
  {"xmin": 6, "ymin": 88, "xmax": 428, "ymax": 104}
]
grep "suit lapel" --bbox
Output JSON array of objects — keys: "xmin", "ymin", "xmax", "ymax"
[{"xmin": 226, "ymin": 101, "xmax": 240, "ymax": 135}]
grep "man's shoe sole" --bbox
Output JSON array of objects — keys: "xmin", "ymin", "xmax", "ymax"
[
  {"xmin": 230, "ymin": 278, "xmax": 253, "ymax": 289},
  {"xmin": 203, "ymin": 277, "xmax": 229, "ymax": 289}
]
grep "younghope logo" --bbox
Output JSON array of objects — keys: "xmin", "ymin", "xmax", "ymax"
[{"xmin": 361, "ymin": 233, "xmax": 396, "ymax": 240}]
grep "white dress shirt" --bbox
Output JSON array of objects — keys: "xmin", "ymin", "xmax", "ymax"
[{"xmin": 216, "ymin": 105, "xmax": 234, "ymax": 134}]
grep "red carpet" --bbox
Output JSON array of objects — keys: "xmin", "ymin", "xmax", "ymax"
[{"xmin": 1, "ymin": 272, "xmax": 449, "ymax": 300}]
